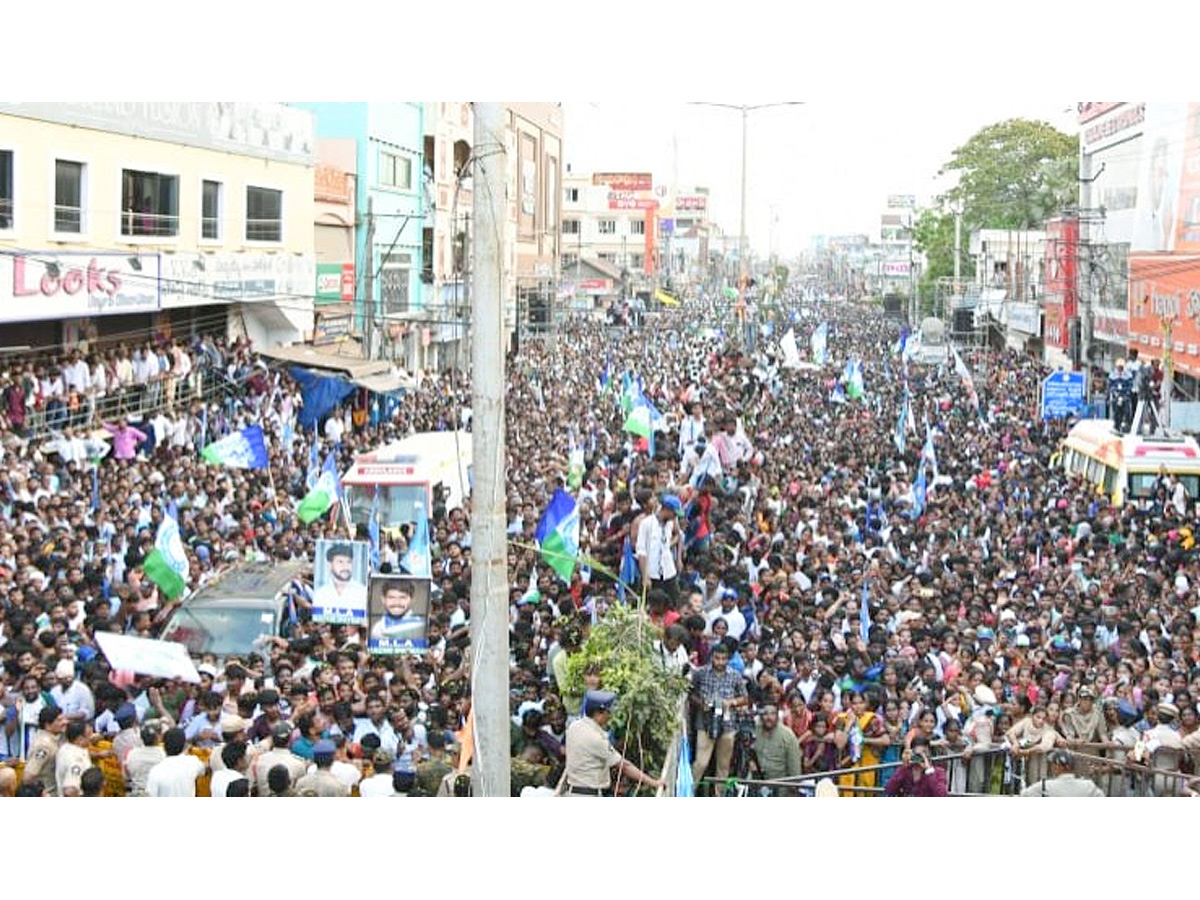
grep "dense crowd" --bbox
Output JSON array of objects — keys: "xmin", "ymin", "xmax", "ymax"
[{"xmin": 2, "ymin": 283, "xmax": 1200, "ymax": 798}]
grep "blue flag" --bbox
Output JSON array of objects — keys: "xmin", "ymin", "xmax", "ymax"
[
  {"xmin": 322, "ymin": 450, "xmax": 343, "ymax": 500},
  {"xmin": 401, "ymin": 500, "xmax": 432, "ymax": 579},
  {"xmin": 617, "ymin": 537, "xmax": 638, "ymax": 602},
  {"xmin": 90, "ymin": 466, "xmax": 99, "ymax": 514},
  {"xmin": 201, "ymin": 425, "xmax": 270, "ymax": 469},
  {"xmin": 306, "ymin": 431, "xmax": 321, "ymax": 492},
  {"xmin": 860, "ymin": 579, "xmax": 871, "ymax": 644},
  {"xmin": 367, "ymin": 487, "xmax": 381, "ymax": 573},
  {"xmin": 676, "ymin": 731, "xmax": 695, "ymax": 797},
  {"xmin": 911, "ymin": 460, "xmax": 928, "ymax": 520},
  {"xmin": 535, "ymin": 488, "xmax": 581, "ymax": 582},
  {"xmin": 894, "ymin": 391, "xmax": 908, "ymax": 455},
  {"xmin": 922, "ymin": 414, "xmax": 939, "ymax": 482}
]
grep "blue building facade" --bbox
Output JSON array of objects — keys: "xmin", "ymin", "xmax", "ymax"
[{"xmin": 292, "ymin": 102, "xmax": 425, "ymax": 365}]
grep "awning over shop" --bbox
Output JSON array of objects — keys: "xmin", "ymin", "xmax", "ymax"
[
  {"xmin": 352, "ymin": 370, "xmax": 418, "ymax": 393},
  {"xmin": 259, "ymin": 343, "xmax": 389, "ymax": 379}
]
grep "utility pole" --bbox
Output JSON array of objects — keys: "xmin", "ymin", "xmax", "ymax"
[
  {"xmin": 1079, "ymin": 149, "xmax": 1093, "ymax": 375},
  {"xmin": 364, "ymin": 197, "xmax": 375, "ymax": 358},
  {"xmin": 739, "ymin": 105, "xmax": 748, "ymax": 281},
  {"xmin": 468, "ymin": 101, "xmax": 510, "ymax": 798}
]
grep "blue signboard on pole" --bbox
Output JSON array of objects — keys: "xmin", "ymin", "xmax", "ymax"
[{"xmin": 1041, "ymin": 371, "xmax": 1088, "ymax": 419}]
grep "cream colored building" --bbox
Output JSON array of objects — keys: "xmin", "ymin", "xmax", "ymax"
[
  {"xmin": 0, "ymin": 102, "xmax": 316, "ymax": 349},
  {"xmin": 418, "ymin": 102, "xmax": 562, "ymax": 365}
]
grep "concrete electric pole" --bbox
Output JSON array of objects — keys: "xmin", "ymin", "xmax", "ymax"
[
  {"xmin": 364, "ymin": 197, "xmax": 375, "ymax": 358},
  {"xmin": 468, "ymin": 102, "xmax": 511, "ymax": 798}
]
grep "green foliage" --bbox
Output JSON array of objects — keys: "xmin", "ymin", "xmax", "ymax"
[
  {"xmin": 911, "ymin": 207, "xmax": 972, "ymax": 295},
  {"xmin": 939, "ymin": 118, "xmax": 1078, "ymax": 230},
  {"xmin": 912, "ymin": 118, "xmax": 1076, "ymax": 297},
  {"xmin": 563, "ymin": 603, "xmax": 688, "ymax": 779}
]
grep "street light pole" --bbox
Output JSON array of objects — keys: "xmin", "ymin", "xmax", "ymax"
[
  {"xmin": 689, "ymin": 101, "xmax": 805, "ymax": 286},
  {"xmin": 740, "ymin": 105, "xmax": 748, "ymax": 279}
]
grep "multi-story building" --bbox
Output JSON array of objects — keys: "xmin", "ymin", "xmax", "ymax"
[
  {"xmin": 293, "ymin": 103, "xmax": 426, "ymax": 369},
  {"xmin": 506, "ymin": 104, "xmax": 563, "ymax": 342},
  {"xmin": 311, "ymin": 139, "xmax": 357, "ymax": 346},
  {"xmin": 420, "ymin": 102, "xmax": 474, "ymax": 370},
  {"xmin": 0, "ymin": 102, "xmax": 316, "ymax": 350},
  {"xmin": 562, "ymin": 169, "xmax": 660, "ymax": 306},
  {"xmin": 662, "ymin": 187, "xmax": 712, "ymax": 290}
]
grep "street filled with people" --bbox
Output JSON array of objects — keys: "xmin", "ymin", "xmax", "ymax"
[{"xmin": 2, "ymin": 282, "xmax": 1200, "ymax": 797}]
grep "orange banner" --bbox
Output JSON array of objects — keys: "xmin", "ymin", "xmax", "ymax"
[{"xmin": 1127, "ymin": 254, "xmax": 1200, "ymax": 377}]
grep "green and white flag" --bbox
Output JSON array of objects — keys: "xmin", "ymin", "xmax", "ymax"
[
  {"xmin": 143, "ymin": 512, "xmax": 189, "ymax": 599},
  {"xmin": 518, "ymin": 566, "xmax": 542, "ymax": 606},
  {"xmin": 535, "ymin": 489, "xmax": 580, "ymax": 582},
  {"xmin": 298, "ymin": 451, "xmax": 340, "ymax": 525},
  {"xmin": 623, "ymin": 404, "xmax": 653, "ymax": 439}
]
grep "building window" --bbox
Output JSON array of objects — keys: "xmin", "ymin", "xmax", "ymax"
[
  {"xmin": 598, "ymin": 252, "xmax": 617, "ymax": 264},
  {"xmin": 629, "ymin": 219, "xmax": 646, "ymax": 236},
  {"xmin": 54, "ymin": 159, "xmax": 85, "ymax": 234},
  {"xmin": 565, "ymin": 187, "xmax": 579, "ymax": 203},
  {"xmin": 562, "ymin": 253, "xmax": 577, "ymax": 269},
  {"xmin": 380, "ymin": 152, "xmax": 412, "ymax": 190},
  {"xmin": 562, "ymin": 219, "xmax": 580, "ymax": 235},
  {"xmin": 380, "ymin": 252, "xmax": 411, "ymax": 313},
  {"xmin": 0, "ymin": 150, "xmax": 12, "ymax": 229},
  {"xmin": 246, "ymin": 186, "xmax": 283, "ymax": 242},
  {"xmin": 629, "ymin": 253, "xmax": 645, "ymax": 270},
  {"xmin": 202, "ymin": 180, "xmax": 222, "ymax": 240},
  {"xmin": 598, "ymin": 219, "xmax": 616, "ymax": 235},
  {"xmin": 421, "ymin": 227, "xmax": 433, "ymax": 284},
  {"xmin": 122, "ymin": 169, "xmax": 179, "ymax": 237}
]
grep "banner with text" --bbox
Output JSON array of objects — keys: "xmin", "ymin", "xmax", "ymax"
[{"xmin": 0, "ymin": 252, "xmax": 160, "ymax": 322}]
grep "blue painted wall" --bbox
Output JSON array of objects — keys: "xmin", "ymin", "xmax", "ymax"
[{"xmin": 291, "ymin": 102, "xmax": 425, "ymax": 339}]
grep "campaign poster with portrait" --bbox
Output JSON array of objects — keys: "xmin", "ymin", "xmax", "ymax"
[
  {"xmin": 312, "ymin": 539, "xmax": 370, "ymax": 625},
  {"xmin": 368, "ymin": 575, "xmax": 430, "ymax": 655}
]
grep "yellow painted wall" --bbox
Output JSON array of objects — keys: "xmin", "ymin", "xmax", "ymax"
[{"xmin": 0, "ymin": 114, "xmax": 313, "ymax": 254}]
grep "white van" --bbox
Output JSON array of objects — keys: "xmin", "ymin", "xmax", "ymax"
[{"xmin": 341, "ymin": 430, "xmax": 473, "ymax": 529}]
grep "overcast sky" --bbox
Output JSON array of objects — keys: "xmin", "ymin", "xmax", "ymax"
[{"xmin": 561, "ymin": 101, "xmax": 1080, "ymax": 257}]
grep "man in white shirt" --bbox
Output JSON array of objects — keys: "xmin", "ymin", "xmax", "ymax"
[
  {"xmin": 210, "ymin": 739, "xmax": 251, "ymax": 797},
  {"xmin": 705, "ymin": 590, "xmax": 748, "ymax": 641},
  {"xmin": 49, "ymin": 660, "xmax": 94, "ymax": 723},
  {"xmin": 352, "ymin": 696, "xmax": 399, "ymax": 755},
  {"xmin": 677, "ymin": 402, "xmax": 706, "ymax": 459},
  {"xmin": 324, "ymin": 412, "xmax": 345, "ymax": 444},
  {"xmin": 146, "ymin": 728, "xmax": 206, "ymax": 797},
  {"xmin": 636, "ymin": 495, "xmax": 681, "ymax": 597}
]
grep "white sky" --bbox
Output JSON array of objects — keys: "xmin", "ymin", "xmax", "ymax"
[{"xmin": 562, "ymin": 101, "xmax": 1080, "ymax": 256}]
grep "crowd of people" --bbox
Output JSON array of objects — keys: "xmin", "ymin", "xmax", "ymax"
[{"xmin": 2, "ymin": 281, "xmax": 1200, "ymax": 798}]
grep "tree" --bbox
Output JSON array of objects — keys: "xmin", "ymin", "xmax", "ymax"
[
  {"xmin": 940, "ymin": 118, "xmax": 1078, "ymax": 230},
  {"xmin": 563, "ymin": 603, "xmax": 687, "ymax": 792},
  {"xmin": 911, "ymin": 207, "xmax": 965, "ymax": 296},
  {"xmin": 913, "ymin": 118, "xmax": 1077, "ymax": 296}
]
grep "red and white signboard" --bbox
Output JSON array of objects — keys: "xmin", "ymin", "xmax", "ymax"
[{"xmin": 0, "ymin": 252, "xmax": 159, "ymax": 322}]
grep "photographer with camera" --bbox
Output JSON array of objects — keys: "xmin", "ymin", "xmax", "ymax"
[
  {"xmin": 883, "ymin": 735, "xmax": 947, "ymax": 797},
  {"xmin": 1107, "ymin": 358, "xmax": 1135, "ymax": 434},
  {"xmin": 689, "ymin": 643, "xmax": 749, "ymax": 796}
]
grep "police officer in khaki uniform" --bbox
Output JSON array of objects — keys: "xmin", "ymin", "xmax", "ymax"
[
  {"xmin": 294, "ymin": 740, "xmax": 349, "ymax": 797},
  {"xmin": 562, "ymin": 690, "xmax": 663, "ymax": 796},
  {"xmin": 251, "ymin": 721, "xmax": 310, "ymax": 797},
  {"xmin": 1019, "ymin": 749, "xmax": 1106, "ymax": 797},
  {"xmin": 22, "ymin": 706, "xmax": 66, "ymax": 796}
]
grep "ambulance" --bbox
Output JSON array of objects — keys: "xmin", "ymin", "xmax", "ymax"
[
  {"xmin": 341, "ymin": 431, "xmax": 473, "ymax": 529},
  {"xmin": 1058, "ymin": 419, "xmax": 1200, "ymax": 505}
]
